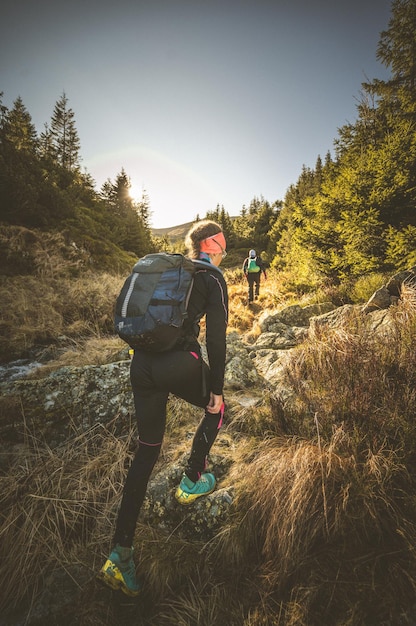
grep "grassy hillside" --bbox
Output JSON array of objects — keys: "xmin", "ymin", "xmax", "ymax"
[{"xmin": 151, "ymin": 221, "xmax": 194, "ymax": 242}]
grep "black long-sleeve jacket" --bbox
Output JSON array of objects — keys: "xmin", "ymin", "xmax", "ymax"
[{"xmin": 179, "ymin": 259, "xmax": 228, "ymax": 396}]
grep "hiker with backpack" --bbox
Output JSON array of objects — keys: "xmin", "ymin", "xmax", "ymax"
[
  {"xmin": 243, "ymin": 249, "xmax": 267, "ymax": 303},
  {"xmin": 98, "ymin": 220, "xmax": 229, "ymax": 597}
]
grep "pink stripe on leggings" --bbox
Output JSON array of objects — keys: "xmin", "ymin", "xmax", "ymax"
[
  {"xmin": 217, "ymin": 402, "xmax": 225, "ymax": 429},
  {"xmin": 138, "ymin": 438, "xmax": 162, "ymax": 447}
]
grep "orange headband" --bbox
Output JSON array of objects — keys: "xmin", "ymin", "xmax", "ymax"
[{"xmin": 200, "ymin": 232, "xmax": 226, "ymax": 255}]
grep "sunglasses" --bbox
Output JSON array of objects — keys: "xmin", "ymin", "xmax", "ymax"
[{"xmin": 212, "ymin": 238, "xmax": 227, "ymax": 258}]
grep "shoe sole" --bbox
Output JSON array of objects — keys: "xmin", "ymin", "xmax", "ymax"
[
  {"xmin": 96, "ymin": 569, "xmax": 140, "ymax": 597},
  {"xmin": 175, "ymin": 484, "xmax": 215, "ymax": 505}
]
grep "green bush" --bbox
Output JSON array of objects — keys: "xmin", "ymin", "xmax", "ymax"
[{"xmin": 351, "ymin": 272, "xmax": 387, "ymax": 303}]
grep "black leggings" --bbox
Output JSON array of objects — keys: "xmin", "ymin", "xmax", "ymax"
[{"xmin": 113, "ymin": 349, "xmax": 224, "ymax": 547}]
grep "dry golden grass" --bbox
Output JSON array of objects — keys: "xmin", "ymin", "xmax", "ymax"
[
  {"xmin": 277, "ymin": 287, "xmax": 416, "ymax": 456},
  {"xmin": 0, "ymin": 225, "xmax": 88, "ymax": 278},
  {"xmin": 0, "ymin": 419, "xmax": 136, "ymax": 614},
  {"xmin": 206, "ymin": 430, "xmax": 416, "ymax": 625},
  {"xmin": 27, "ymin": 337, "xmax": 127, "ymax": 377},
  {"xmin": 0, "ymin": 272, "xmax": 124, "ymax": 361}
]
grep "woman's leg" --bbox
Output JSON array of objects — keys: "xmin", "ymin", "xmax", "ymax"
[
  {"xmin": 114, "ymin": 348, "xmax": 212, "ymax": 543},
  {"xmin": 184, "ymin": 403, "xmax": 225, "ymax": 482},
  {"xmin": 149, "ymin": 350, "xmax": 225, "ymax": 482},
  {"xmin": 113, "ymin": 387, "xmax": 168, "ymax": 547},
  {"xmin": 113, "ymin": 349, "xmax": 224, "ymax": 543}
]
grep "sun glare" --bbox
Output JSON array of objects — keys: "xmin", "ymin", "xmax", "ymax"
[{"xmin": 129, "ymin": 182, "xmax": 142, "ymax": 203}]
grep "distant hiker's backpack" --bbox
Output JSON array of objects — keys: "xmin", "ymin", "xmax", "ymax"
[
  {"xmin": 115, "ymin": 253, "xmax": 197, "ymax": 352},
  {"xmin": 247, "ymin": 256, "xmax": 260, "ymax": 273}
]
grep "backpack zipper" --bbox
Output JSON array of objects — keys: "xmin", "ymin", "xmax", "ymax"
[{"xmin": 121, "ymin": 272, "xmax": 139, "ymax": 317}]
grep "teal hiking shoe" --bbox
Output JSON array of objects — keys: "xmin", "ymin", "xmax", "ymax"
[
  {"xmin": 97, "ymin": 544, "xmax": 140, "ymax": 597},
  {"xmin": 175, "ymin": 472, "xmax": 216, "ymax": 505}
]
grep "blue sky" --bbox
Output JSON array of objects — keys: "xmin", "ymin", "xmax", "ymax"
[{"xmin": 1, "ymin": 0, "xmax": 392, "ymax": 228}]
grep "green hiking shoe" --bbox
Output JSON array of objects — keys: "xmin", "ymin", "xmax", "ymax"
[
  {"xmin": 175, "ymin": 472, "xmax": 216, "ymax": 505},
  {"xmin": 97, "ymin": 544, "xmax": 140, "ymax": 597}
]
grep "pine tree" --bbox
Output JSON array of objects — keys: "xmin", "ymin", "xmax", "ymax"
[
  {"xmin": 50, "ymin": 92, "xmax": 81, "ymax": 170},
  {"xmin": 112, "ymin": 169, "xmax": 132, "ymax": 217},
  {"xmin": 1, "ymin": 96, "xmax": 38, "ymax": 153},
  {"xmin": 376, "ymin": 0, "xmax": 416, "ymax": 97},
  {"xmin": 136, "ymin": 188, "xmax": 155, "ymax": 251},
  {"xmin": 336, "ymin": 207, "xmax": 386, "ymax": 277},
  {"xmin": 0, "ymin": 96, "xmax": 45, "ymax": 226},
  {"xmin": 39, "ymin": 122, "xmax": 55, "ymax": 162},
  {"xmin": 385, "ymin": 224, "xmax": 416, "ymax": 268},
  {"xmin": 136, "ymin": 188, "xmax": 152, "ymax": 230},
  {"xmin": 100, "ymin": 169, "xmax": 153, "ymax": 256}
]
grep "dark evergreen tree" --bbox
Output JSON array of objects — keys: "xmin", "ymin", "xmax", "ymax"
[
  {"xmin": 205, "ymin": 205, "xmax": 235, "ymax": 247},
  {"xmin": 385, "ymin": 223, "xmax": 416, "ymax": 268},
  {"xmin": 206, "ymin": 205, "xmax": 221, "ymax": 223},
  {"xmin": 0, "ymin": 96, "xmax": 46, "ymax": 226},
  {"xmin": 50, "ymin": 92, "xmax": 81, "ymax": 171},
  {"xmin": 100, "ymin": 169, "xmax": 152, "ymax": 256},
  {"xmin": 2, "ymin": 96, "xmax": 38, "ymax": 152},
  {"xmin": 248, "ymin": 196, "xmax": 262, "ymax": 215},
  {"xmin": 376, "ymin": 0, "xmax": 416, "ymax": 100},
  {"xmin": 136, "ymin": 189, "xmax": 155, "ymax": 252},
  {"xmin": 39, "ymin": 122, "xmax": 55, "ymax": 163},
  {"xmin": 136, "ymin": 188, "xmax": 152, "ymax": 229}
]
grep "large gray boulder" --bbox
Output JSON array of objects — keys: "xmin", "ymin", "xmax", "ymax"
[{"xmin": 363, "ymin": 265, "xmax": 416, "ymax": 313}]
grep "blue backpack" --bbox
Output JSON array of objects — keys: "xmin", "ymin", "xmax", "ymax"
[
  {"xmin": 114, "ymin": 253, "xmax": 221, "ymax": 352},
  {"xmin": 115, "ymin": 253, "xmax": 195, "ymax": 351}
]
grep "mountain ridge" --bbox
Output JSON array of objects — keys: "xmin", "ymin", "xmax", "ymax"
[
  {"xmin": 151, "ymin": 216, "xmax": 239, "ymax": 242},
  {"xmin": 151, "ymin": 221, "xmax": 194, "ymax": 241}
]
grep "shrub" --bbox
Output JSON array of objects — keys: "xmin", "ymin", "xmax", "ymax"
[{"xmin": 350, "ymin": 272, "xmax": 387, "ymax": 303}]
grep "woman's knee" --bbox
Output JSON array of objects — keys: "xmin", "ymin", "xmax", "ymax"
[{"xmin": 127, "ymin": 439, "xmax": 162, "ymax": 477}]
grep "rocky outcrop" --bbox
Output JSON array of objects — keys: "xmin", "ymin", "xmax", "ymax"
[
  {"xmin": 363, "ymin": 265, "xmax": 416, "ymax": 313},
  {"xmin": 0, "ymin": 333, "xmax": 258, "ymax": 450},
  {"xmin": 0, "ymin": 361, "xmax": 133, "ymax": 449},
  {"xmin": 250, "ymin": 301, "xmax": 336, "ymax": 387},
  {"xmin": 141, "ymin": 452, "xmax": 234, "ymax": 541}
]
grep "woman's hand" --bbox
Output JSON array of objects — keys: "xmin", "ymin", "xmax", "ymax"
[{"xmin": 206, "ymin": 392, "xmax": 223, "ymax": 414}]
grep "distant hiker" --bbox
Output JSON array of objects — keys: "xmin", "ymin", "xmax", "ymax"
[
  {"xmin": 243, "ymin": 249, "xmax": 267, "ymax": 303},
  {"xmin": 98, "ymin": 220, "xmax": 229, "ymax": 597}
]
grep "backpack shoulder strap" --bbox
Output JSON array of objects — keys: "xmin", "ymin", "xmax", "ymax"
[
  {"xmin": 192, "ymin": 259, "xmax": 223, "ymax": 275},
  {"xmin": 132, "ymin": 252, "xmax": 195, "ymax": 274}
]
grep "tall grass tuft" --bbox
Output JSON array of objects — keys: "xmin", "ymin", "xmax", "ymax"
[
  {"xmin": 0, "ymin": 419, "xmax": 136, "ymax": 614},
  {"xmin": 209, "ymin": 432, "xmax": 416, "ymax": 624},
  {"xmin": 276, "ymin": 285, "xmax": 416, "ymax": 457}
]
